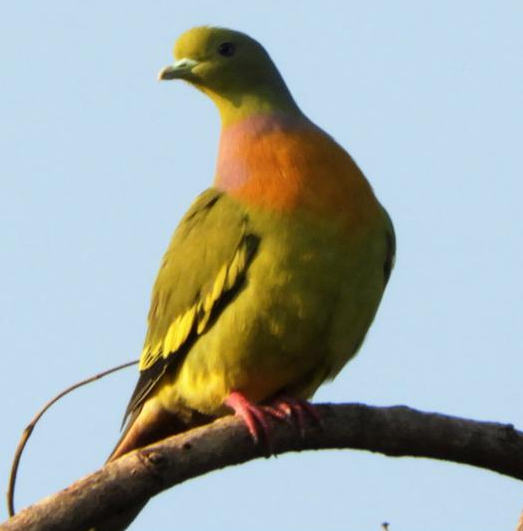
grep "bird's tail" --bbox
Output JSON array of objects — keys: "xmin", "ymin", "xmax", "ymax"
[
  {"xmin": 108, "ymin": 399, "xmax": 191, "ymax": 462},
  {"xmin": 90, "ymin": 401, "xmax": 202, "ymax": 531}
]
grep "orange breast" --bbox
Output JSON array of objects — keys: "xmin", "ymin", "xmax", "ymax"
[{"xmin": 214, "ymin": 113, "xmax": 381, "ymax": 228}]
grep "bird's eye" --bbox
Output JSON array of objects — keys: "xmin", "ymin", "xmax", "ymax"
[{"xmin": 217, "ymin": 42, "xmax": 236, "ymax": 57}]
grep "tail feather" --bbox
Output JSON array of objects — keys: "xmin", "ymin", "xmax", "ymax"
[
  {"xmin": 108, "ymin": 400, "xmax": 190, "ymax": 462},
  {"xmin": 89, "ymin": 400, "xmax": 211, "ymax": 531}
]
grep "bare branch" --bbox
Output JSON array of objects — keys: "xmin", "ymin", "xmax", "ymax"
[{"xmin": 2, "ymin": 403, "xmax": 522, "ymax": 531}]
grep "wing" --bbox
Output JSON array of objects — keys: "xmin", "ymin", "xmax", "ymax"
[
  {"xmin": 122, "ymin": 188, "xmax": 260, "ymax": 423},
  {"xmin": 381, "ymin": 205, "xmax": 396, "ymax": 285}
]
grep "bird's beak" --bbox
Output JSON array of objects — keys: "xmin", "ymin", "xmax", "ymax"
[{"xmin": 158, "ymin": 58, "xmax": 199, "ymax": 81}]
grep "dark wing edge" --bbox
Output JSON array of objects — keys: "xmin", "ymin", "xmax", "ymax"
[{"xmin": 382, "ymin": 206, "xmax": 396, "ymax": 285}]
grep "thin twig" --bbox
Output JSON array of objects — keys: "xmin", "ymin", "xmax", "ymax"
[{"xmin": 6, "ymin": 359, "xmax": 138, "ymax": 517}]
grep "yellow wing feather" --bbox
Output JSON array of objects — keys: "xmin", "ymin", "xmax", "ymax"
[{"xmin": 138, "ymin": 236, "xmax": 257, "ymax": 371}]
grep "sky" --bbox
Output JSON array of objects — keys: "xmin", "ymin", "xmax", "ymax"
[{"xmin": 1, "ymin": 1, "xmax": 522, "ymax": 530}]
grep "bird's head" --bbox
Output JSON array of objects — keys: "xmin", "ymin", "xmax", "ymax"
[{"xmin": 159, "ymin": 26, "xmax": 300, "ymax": 125}]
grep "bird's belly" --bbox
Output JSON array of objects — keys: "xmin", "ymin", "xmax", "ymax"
[{"xmin": 157, "ymin": 218, "xmax": 386, "ymax": 416}]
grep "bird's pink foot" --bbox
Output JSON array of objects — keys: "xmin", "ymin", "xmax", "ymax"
[
  {"xmin": 225, "ymin": 391, "xmax": 282, "ymax": 449},
  {"xmin": 268, "ymin": 396, "xmax": 322, "ymax": 435},
  {"xmin": 224, "ymin": 391, "xmax": 321, "ymax": 450}
]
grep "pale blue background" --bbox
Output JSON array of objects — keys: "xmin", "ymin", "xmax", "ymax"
[{"xmin": 1, "ymin": 2, "xmax": 522, "ymax": 530}]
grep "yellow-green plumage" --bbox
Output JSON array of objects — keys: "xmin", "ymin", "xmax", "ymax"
[
  {"xmin": 111, "ymin": 25, "xmax": 395, "ymax": 465},
  {"xmin": 95, "ymin": 24, "xmax": 395, "ymax": 531},
  {"xmin": 156, "ymin": 200, "xmax": 390, "ymax": 413}
]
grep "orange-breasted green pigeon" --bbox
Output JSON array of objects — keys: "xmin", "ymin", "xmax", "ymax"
[{"xmin": 111, "ymin": 23, "xmax": 395, "ymax": 470}]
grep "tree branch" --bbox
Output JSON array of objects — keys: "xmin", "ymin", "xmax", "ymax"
[{"xmin": 2, "ymin": 403, "xmax": 523, "ymax": 531}]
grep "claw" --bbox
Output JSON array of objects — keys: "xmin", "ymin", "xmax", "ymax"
[
  {"xmin": 224, "ymin": 391, "xmax": 322, "ymax": 452},
  {"xmin": 270, "ymin": 396, "xmax": 322, "ymax": 435},
  {"xmin": 224, "ymin": 391, "xmax": 274, "ymax": 449},
  {"xmin": 262, "ymin": 405, "xmax": 289, "ymax": 420}
]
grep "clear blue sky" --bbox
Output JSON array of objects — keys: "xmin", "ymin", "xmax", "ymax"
[{"xmin": 1, "ymin": 2, "xmax": 522, "ymax": 530}]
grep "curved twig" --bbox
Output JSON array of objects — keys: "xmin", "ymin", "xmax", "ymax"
[
  {"xmin": 6, "ymin": 359, "xmax": 138, "ymax": 517},
  {"xmin": 1, "ymin": 403, "xmax": 522, "ymax": 531}
]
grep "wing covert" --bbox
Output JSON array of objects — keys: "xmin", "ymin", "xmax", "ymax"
[{"xmin": 123, "ymin": 189, "xmax": 259, "ymax": 421}]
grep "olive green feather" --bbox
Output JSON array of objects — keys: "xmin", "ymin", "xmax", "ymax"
[{"xmin": 123, "ymin": 189, "xmax": 259, "ymax": 421}]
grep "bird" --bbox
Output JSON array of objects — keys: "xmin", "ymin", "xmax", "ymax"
[{"xmin": 110, "ymin": 22, "xmax": 394, "ymax": 476}]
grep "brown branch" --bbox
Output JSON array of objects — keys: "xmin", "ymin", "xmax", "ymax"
[{"xmin": 2, "ymin": 403, "xmax": 523, "ymax": 531}]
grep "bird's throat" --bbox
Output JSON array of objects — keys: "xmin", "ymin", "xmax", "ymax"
[
  {"xmin": 214, "ymin": 112, "xmax": 380, "ymax": 223},
  {"xmin": 215, "ymin": 112, "xmax": 308, "ymax": 203}
]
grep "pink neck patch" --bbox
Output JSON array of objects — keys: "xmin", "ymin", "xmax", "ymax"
[{"xmin": 215, "ymin": 112, "xmax": 311, "ymax": 192}]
